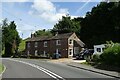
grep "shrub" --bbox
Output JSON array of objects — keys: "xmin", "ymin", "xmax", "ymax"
[
  {"xmin": 92, "ymin": 53, "xmax": 101, "ymax": 63},
  {"xmin": 100, "ymin": 43, "xmax": 120, "ymax": 66}
]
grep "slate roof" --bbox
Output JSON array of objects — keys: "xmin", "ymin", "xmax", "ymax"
[
  {"xmin": 49, "ymin": 32, "xmax": 73, "ymax": 40},
  {"xmin": 26, "ymin": 32, "xmax": 74, "ymax": 42},
  {"xmin": 26, "ymin": 36, "xmax": 49, "ymax": 42}
]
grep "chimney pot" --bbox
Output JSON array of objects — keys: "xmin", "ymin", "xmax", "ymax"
[{"xmin": 31, "ymin": 33, "xmax": 35, "ymax": 38}]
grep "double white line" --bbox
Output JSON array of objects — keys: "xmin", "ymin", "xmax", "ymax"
[{"xmin": 6, "ymin": 58, "xmax": 65, "ymax": 80}]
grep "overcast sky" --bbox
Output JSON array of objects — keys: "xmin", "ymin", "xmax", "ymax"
[{"xmin": 1, "ymin": 0, "xmax": 103, "ymax": 39}]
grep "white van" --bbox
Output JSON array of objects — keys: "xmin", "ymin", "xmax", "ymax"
[{"xmin": 93, "ymin": 44, "xmax": 105, "ymax": 54}]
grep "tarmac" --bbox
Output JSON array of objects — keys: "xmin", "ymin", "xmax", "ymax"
[{"xmin": 49, "ymin": 58, "xmax": 120, "ymax": 79}]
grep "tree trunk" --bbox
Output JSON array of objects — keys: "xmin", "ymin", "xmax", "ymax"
[{"xmin": 4, "ymin": 43, "xmax": 12, "ymax": 57}]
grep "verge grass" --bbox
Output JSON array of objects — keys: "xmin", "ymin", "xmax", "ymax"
[{"xmin": 0, "ymin": 63, "xmax": 4, "ymax": 74}]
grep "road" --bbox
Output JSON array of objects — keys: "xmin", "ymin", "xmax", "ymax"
[{"xmin": 1, "ymin": 58, "xmax": 117, "ymax": 80}]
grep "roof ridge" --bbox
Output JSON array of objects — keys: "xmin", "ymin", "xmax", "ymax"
[
  {"xmin": 26, "ymin": 32, "xmax": 75, "ymax": 41},
  {"xmin": 57, "ymin": 32, "xmax": 74, "ymax": 35}
]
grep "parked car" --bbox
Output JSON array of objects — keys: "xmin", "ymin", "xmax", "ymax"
[
  {"xmin": 52, "ymin": 52, "xmax": 61, "ymax": 59},
  {"xmin": 75, "ymin": 49, "xmax": 94, "ymax": 60}
]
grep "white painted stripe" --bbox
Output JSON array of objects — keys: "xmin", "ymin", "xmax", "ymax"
[
  {"xmin": 5, "ymin": 58, "xmax": 65, "ymax": 80},
  {"xmin": 38, "ymin": 66, "xmax": 65, "ymax": 79},
  {"xmin": 0, "ymin": 64, "xmax": 6, "ymax": 78}
]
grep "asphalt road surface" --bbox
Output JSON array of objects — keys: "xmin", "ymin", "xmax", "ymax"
[{"xmin": 1, "ymin": 58, "xmax": 117, "ymax": 80}]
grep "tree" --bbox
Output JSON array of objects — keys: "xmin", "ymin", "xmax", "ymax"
[
  {"xmin": 0, "ymin": 27, "xmax": 2, "ymax": 54},
  {"xmin": 34, "ymin": 29, "xmax": 53, "ymax": 37},
  {"xmin": 2, "ymin": 19, "xmax": 21, "ymax": 57},
  {"xmin": 52, "ymin": 15, "xmax": 82, "ymax": 37},
  {"xmin": 80, "ymin": 2, "xmax": 120, "ymax": 48}
]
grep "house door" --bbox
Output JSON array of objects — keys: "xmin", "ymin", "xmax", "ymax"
[{"xmin": 74, "ymin": 47, "xmax": 79, "ymax": 55}]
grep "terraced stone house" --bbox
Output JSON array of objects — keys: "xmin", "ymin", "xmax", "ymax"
[{"xmin": 25, "ymin": 32, "xmax": 85, "ymax": 58}]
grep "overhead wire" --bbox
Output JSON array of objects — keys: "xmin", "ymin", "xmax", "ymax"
[{"xmin": 2, "ymin": 7, "xmax": 39, "ymax": 38}]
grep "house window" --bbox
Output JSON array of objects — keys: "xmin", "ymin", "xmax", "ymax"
[
  {"xmin": 74, "ymin": 36, "xmax": 76, "ymax": 39},
  {"xmin": 69, "ymin": 39, "xmax": 73, "ymax": 44},
  {"xmin": 27, "ymin": 42, "xmax": 30, "ymax": 48},
  {"xmin": 97, "ymin": 48, "xmax": 101, "ymax": 52},
  {"xmin": 35, "ymin": 50, "xmax": 38, "ymax": 56},
  {"xmin": 69, "ymin": 49, "xmax": 72, "ymax": 55},
  {"xmin": 56, "ymin": 40, "xmax": 61, "ymax": 45},
  {"xmin": 44, "ymin": 41, "xmax": 47, "ymax": 47},
  {"xmin": 35, "ymin": 42, "xmax": 38, "ymax": 47}
]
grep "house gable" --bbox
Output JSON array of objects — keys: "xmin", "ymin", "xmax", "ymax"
[{"xmin": 68, "ymin": 33, "xmax": 85, "ymax": 47}]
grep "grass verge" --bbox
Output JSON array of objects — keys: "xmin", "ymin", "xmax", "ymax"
[
  {"xmin": 0, "ymin": 63, "xmax": 4, "ymax": 74},
  {"xmin": 81, "ymin": 62, "xmax": 91, "ymax": 66}
]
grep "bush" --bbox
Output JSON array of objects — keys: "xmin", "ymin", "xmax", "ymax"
[
  {"xmin": 100, "ymin": 43, "xmax": 120, "ymax": 67},
  {"xmin": 92, "ymin": 53, "xmax": 100, "ymax": 63}
]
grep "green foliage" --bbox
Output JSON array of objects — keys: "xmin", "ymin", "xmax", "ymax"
[
  {"xmin": 100, "ymin": 43, "xmax": 120, "ymax": 66},
  {"xmin": 105, "ymin": 40, "xmax": 114, "ymax": 48},
  {"xmin": 52, "ymin": 15, "xmax": 82, "ymax": 37},
  {"xmin": 92, "ymin": 54, "xmax": 100, "ymax": 63},
  {"xmin": 80, "ymin": 2, "xmax": 120, "ymax": 48},
  {"xmin": 2, "ymin": 18, "xmax": 21, "ymax": 57},
  {"xmin": 91, "ymin": 41, "xmax": 120, "ymax": 67},
  {"xmin": 34, "ymin": 29, "xmax": 53, "ymax": 37},
  {"xmin": 81, "ymin": 62, "xmax": 91, "ymax": 66},
  {"xmin": 0, "ymin": 63, "xmax": 4, "ymax": 74},
  {"xmin": 18, "ymin": 40, "xmax": 26, "ymax": 52},
  {"xmin": 0, "ymin": 28, "xmax": 2, "ymax": 55}
]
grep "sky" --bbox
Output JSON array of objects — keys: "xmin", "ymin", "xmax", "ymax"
[{"xmin": 1, "ymin": 0, "xmax": 103, "ymax": 39}]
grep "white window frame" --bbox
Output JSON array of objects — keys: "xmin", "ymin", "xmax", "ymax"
[
  {"xmin": 35, "ymin": 42, "xmax": 38, "ymax": 47},
  {"xmin": 69, "ymin": 39, "xmax": 73, "ymax": 45},
  {"xmin": 69, "ymin": 49, "xmax": 73, "ymax": 56},
  {"xmin": 56, "ymin": 40, "xmax": 61, "ymax": 45},
  {"xmin": 44, "ymin": 41, "xmax": 47, "ymax": 47},
  {"xmin": 27, "ymin": 42, "xmax": 30, "ymax": 48},
  {"xmin": 35, "ymin": 50, "xmax": 38, "ymax": 56}
]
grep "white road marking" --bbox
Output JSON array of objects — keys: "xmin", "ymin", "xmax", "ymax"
[
  {"xmin": 0, "ymin": 64, "xmax": 6, "ymax": 78},
  {"xmin": 3, "ymin": 58, "xmax": 65, "ymax": 80}
]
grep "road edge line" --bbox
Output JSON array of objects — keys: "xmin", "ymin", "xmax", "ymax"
[
  {"xmin": 0, "ymin": 64, "xmax": 6, "ymax": 77},
  {"xmin": 67, "ymin": 64, "xmax": 120, "ymax": 79},
  {"xmin": 7, "ymin": 58, "xmax": 65, "ymax": 80}
]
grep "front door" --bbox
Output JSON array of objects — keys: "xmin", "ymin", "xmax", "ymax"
[{"xmin": 74, "ymin": 47, "xmax": 79, "ymax": 56}]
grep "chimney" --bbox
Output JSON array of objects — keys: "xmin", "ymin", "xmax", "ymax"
[
  {"xmin": 31, "ymin": 33, "xmax": 35, "ymax": 38},
  {"xmin": 55, "ymin": 32, "xmax": 58, "ymax": 36}
]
